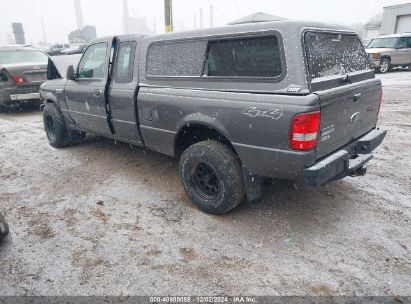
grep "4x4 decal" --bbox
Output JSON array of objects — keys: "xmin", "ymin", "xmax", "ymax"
[{"xmin": 242, "ymin": 107, "xmax": 284, "ymax": 120}]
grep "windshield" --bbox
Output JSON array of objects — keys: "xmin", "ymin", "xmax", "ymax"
[
  {"xmin": 0, "ymin": 50, "xmax": 48, "ymax": 65},
  {"xmin": 305, "ymin": 32, "xmax": 370, "ymax": 79},
  {"xmin": 367, "ymin": 38, "xmax": 398, "ymax": 49}
]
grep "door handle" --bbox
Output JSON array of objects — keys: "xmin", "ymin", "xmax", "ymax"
[
  {"xmin": 353, "ymin": 93, "xmax": 362, "ymax": 103},
  {"xmin": 94, "ymin": 89, "xmax": 102, "ymax": 96}
]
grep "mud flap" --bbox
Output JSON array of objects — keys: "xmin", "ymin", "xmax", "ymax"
[{"xmin": 242, "ymin": 166, "xmax": 263, "ymax": 202}]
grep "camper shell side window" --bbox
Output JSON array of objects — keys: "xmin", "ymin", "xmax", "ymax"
[{"xmin": 145, "ymin": 32, "xmax": 286, "ymax": 82}]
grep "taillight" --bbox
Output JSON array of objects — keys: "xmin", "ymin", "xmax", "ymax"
[
  {"xmin": 377, "ymin": 89, "xmax": 383, "ymax": 116},
  {"xmin": 289, "ymin": 111, "xmax": 321, "ymax": 151},
  {"xmin": 11, "ymin": 76, "xmax": 25, "ymax": 84}
]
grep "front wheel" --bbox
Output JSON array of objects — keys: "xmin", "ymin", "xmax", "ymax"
[
  {"xmin": 378, "ymin": 59, "xmax": 390, "ymax": 73},
  {"xmin": 179, "ymin": 141, "xmax": 245, "ymax": 215},
  {"xmin": 43, "ymin": 102, "xmax": 80, "ymax": 148}
]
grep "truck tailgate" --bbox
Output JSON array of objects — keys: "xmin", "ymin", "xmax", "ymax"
[{"xmin": 315, "ymin": 78, "xmax": 382, "ymax": 159}]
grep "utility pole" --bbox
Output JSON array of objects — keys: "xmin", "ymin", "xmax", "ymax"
[
  {"xmin": 164, "ymin": 0, "xmax": 173, "ymax": 33},
  {"xmin": 73, "ymin": 0, "xmax": 84, "ymax": 29},
  {"xmin": 209, "ymin": 5, "xmax": 214, "ymax": 27},
  {"xmin": 199, "ymin": 8, "xmax": 203, "ymax": 28}
]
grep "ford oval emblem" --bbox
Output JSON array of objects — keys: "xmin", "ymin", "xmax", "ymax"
[
  {"xmin": 32, "ymin": 66, "xmax": 40, "ymax": 70},
  {"xmin": 350, "ymin": 112, "xmax": 361, "ymax": 124}
]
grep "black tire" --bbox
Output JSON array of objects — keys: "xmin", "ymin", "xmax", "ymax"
[
  {"xmin": 43, "ymin": 102, "xmax": 71, "ymax": 147},
  {"xmin": 0, "ymin": 214, "xmax": 9, "ymax": 242},
  {"xmin": 0, "ymin": 104, "xmax": 9, "ymax": 113},
  {"xmin": 179, "ymin": 141, "xmax": 245, "ymax": 215},
  {"xmin": 378, "ymin": 58, "xmax": 390, "ymax": 73}
]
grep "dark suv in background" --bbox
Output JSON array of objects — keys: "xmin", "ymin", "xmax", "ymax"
[{"xmin": 0, "ymin": 46, "xmax": 48, "ymax": 111}]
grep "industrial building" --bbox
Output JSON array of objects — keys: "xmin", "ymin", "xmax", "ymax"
[{"xmin": 364, "ymin": 3, "xmax": 411, "ymax": 40}]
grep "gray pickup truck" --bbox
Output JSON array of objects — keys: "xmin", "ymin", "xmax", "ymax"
[{"xmin": 40, "ymin": 21, "xmax": 386, "ymax": 214}]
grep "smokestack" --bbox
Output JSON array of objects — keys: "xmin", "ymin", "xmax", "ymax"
[
  {"xmin": 193, "ymin": 12, "xmax": 197, "ymax": 29},
  {"xmin": 73, "ymin": 0, "xmax": 84, "ymax": 29},
  {"xmin": 199, "ymin": 8, "xmax": 203, "ymax": 28},
  {"xmin": 41, "ymin": 19, "xmax": 47, "ymax": 44},
  {"xmin": 209, "ymin": 5, "xmax": 214, "ymax": 27},
  {"xmin": 122, "ymin": 0, "xmax": 130, "ymax": 34}
]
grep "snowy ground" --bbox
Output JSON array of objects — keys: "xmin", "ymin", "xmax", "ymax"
[{"xmin": 0, "ymin": 70, "xmax": 410, "ymax": 296}]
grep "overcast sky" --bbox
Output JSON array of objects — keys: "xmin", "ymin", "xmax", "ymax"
[{"xmin": 0, "ymin": 0, "xmax": 409, "ymax": 44}]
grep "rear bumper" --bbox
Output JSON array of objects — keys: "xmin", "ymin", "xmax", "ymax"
[
  {"xmin": 10, "ymin": 92, "xmax": 40, "ymax": 101},
  {"xmin": 0, "ymin": 85, "xmax": 41, "ymax": 105},
  {"xmin": 303, "ymin": 129, "xmax": 387, "ymax": 186}
]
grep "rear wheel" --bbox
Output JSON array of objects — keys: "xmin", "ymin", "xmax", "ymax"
[
  {"xmin": 378, "ymin": 59, "xmax": 390, "ymax": 73},
  {"xmin": 179, "ymin": 141, "xmax": 245, "ymax": 215}
]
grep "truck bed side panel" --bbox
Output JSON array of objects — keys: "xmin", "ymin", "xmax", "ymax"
[{"xmin": 138, "ymin": 86, "xmax": 320, "ymax": 179}]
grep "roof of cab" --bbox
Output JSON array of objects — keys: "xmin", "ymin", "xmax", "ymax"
[{"xmin": 89, "ymin": 34, "xmax": 147, "ymax": 45}]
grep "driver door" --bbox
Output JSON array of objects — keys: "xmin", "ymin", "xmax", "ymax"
[{"xmin": 65, "ymin": 40, "xmax": 112, "ymax": 134}]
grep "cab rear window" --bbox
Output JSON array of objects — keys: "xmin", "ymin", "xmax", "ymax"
[{"xmin": 305, "ymin": 32, "xmax": 370, "ymax": 80}]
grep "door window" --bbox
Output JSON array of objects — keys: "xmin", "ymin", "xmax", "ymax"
[
  {"xmin": 77, "ymin": 43, "xmax": 108, "ymax": 79},
  {"xmin": 397, "ymin": 38, "xmax": 407, "ymax": 49},
  {"xmin": 407, "ymin": 37, "xmax": 411, "ymax": 48},
  {"xmin": 113, "ymin": 41, "xmax": 137, "ymax": 83}
]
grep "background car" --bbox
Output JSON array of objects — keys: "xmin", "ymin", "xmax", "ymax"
[
  {"xmin": 60, "ymin": 44, "xmax": 88, "ymax": 55},
  {"xmin": 365, "ymin": 33, "xmax": 411, "ymax": 73},
  {"xmin": 45, "ymin": 43, "xmax": 70, "ymax": 56},
  {"xmin": 0, "ymin": 46, "xmax": 48, "ymax": 111}
]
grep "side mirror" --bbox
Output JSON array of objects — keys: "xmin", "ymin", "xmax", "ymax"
[{"xmin": 66, "ymin": 65, "xmax": 76, "ymax": 80}]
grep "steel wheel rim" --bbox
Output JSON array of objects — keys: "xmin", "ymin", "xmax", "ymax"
[
  {"xmin": 190, "ymin": 162, "xmax": 220, "ymax": 199},
  {"xmin": 45, "ymin": 115, "xmax": 56, "ymax": 140}
]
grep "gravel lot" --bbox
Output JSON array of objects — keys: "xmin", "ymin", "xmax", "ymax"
[{"xmin": 0, "ymin": 71, "xmax": 410, "ymax": 296}]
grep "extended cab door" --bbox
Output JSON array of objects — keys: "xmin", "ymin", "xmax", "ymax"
[
  {"xmin": 65, "ymin": 40, "xmax": 112, "ymax": 134},
  {"xmin": 108, "ymin": 39, "xmax": 143, "ymax": 145}
]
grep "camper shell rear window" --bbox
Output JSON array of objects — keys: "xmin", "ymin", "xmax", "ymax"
[{"xmin": 305, "ymin": 31, "xmax": 370, "ymax": 80}]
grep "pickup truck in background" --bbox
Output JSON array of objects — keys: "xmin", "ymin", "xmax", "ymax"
[{"xmin": 39, "ymin": 20, "xmax": 386, "ymax": 214}]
